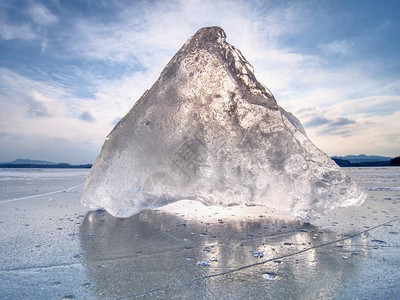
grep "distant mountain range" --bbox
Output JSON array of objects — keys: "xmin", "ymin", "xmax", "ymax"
[
  {"xmin": 5, "ymin": 159, "xmax": 58, "ymax": 165},
  {"xmin": 331, "ymin": 154, "xmax": 393, "ymax": 163},
  {"xmin": 0, "ymin": 158, "xmax": 91, "ymax": 169},
  {"xmin": 331, "ymin": 154, "xmax": 399, "ymax": 167}
]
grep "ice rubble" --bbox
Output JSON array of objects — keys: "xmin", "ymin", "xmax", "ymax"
[{"xmin": 81, "ymin": 26, "xmax": 366, "ymax": 222}]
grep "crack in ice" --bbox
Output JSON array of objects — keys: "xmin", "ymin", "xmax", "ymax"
[{"xmin": 0, "ymin": 183, "xmax": 84, "ymax": 204}]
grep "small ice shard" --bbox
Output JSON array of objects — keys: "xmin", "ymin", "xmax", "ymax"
[
  {"xmin": 203, "ymin": 246, "xmax": 211, "ymax": 252},
  {"xmin": 209, "ymin": 257, "xmax": 218, "ymax": 262},
  {"xmin": 196, "ymin": 261, "xmax": 210, "ymax": 266},
  {"xmin": 252, "ymin": 251, "xmax": 264, "ymax": 258},
  {"xmin": 371, "ymin": 239, "xmax": 386, "ymax": 244},
  {"xmin": 262, "ymin": 272, "xmax": 279, "ymax": 280},
  {"xmin": 81, "ymin": 26, "xmax": 366, "ymax": 222}
]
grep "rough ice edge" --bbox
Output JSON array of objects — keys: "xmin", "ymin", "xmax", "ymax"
[{"xmin": 278, "ymin": 105, "xmax": 367, "ymax": 221}]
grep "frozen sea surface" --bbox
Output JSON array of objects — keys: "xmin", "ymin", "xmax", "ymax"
[{"xmin": 0, "ymin": 167, "xmax": 399, "ymax": 299}]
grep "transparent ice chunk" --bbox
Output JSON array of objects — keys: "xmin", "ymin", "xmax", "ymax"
[{"xmin": 81, "ymin": 27, "xmax": 366, "ymax": 222}]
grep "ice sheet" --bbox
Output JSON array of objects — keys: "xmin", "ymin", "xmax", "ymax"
[{"xmin": 0, "ymin": 167, "xmax": 399, "ymax": 299}]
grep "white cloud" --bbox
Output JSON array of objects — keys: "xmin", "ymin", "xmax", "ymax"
[
  {"xmin": 27, "ymin": 2, "xmax": 58, "ymax": 26},
  {"xmin": 80, "ymin": 111, "xmax": 96, "ymax": 122},
  {"xmin": 0, "ymin": 22, "xmax": 36, "ymax": 40},
  {"xmin": 291, "ymin": 94, "xmax": 400, "ymax": 156},
  {"xmin": 0, "ymin": 62, "xmax": 167, "ymax": 163},
  {"xmin": 0, "ymin": 68, "xmax": 115, "ymax": 163},
  {"xmin": 318, "ymin": 39, "xmax": 353, "ymax": 56},
  {"xmin": 40, "ymin": 40, "xmax": 47, "ymax": 52},
  {"xmin": 305, "ymin": 110, "xmax": 400, "ymax": 157}
]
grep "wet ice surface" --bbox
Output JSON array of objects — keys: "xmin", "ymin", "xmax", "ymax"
[
  {"xmin": 0, "ymin": 169, "xmax": 94, "ymax": 299},
  {"xmin": 1, "ymin": 167, "xmax": 400, "ymax": 299}
]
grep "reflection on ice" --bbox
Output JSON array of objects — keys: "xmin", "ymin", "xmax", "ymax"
[{"xmin": 79, "ymin": 209, "xmax": 366, "ymax": 299}]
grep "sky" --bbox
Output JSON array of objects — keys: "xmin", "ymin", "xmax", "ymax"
[{"xmin": 0, "ymin": 0, "xmax": 399, "ymax": 164}]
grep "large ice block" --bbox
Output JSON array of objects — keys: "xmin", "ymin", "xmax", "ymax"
[{"xmin": 81, "ymin": 26, "xmax": 366, "ymax": 222}]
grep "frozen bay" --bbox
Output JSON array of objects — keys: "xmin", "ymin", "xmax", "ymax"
[{"xmin": 0, "ymin": 167, "xmax": 399, "ymax": 299}]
